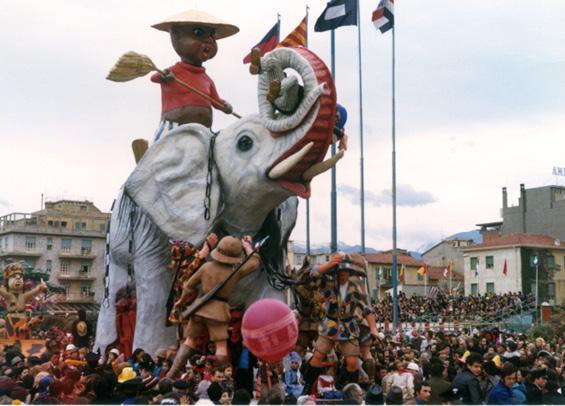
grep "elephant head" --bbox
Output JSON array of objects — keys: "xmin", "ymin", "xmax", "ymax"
[{"xmin": 125, "ymin": 46, "xmax": 340, "ymax": 243}]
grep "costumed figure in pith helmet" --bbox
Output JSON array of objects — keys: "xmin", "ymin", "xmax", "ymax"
[
  {"xmin": 167, "ymin": 235, "xmax": 260, "ymax": 378},
  {"xmin": 300, "ymin": 254, "xmax": 378, "ymax": 395},
  {"xmin": 0, "ymin": 262, "xmax": 47, "ymax": 339}
]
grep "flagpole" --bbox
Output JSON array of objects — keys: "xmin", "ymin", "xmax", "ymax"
[
  {"xmin": 330, "ymin": 28, "xmax": 338, "ymax": 254},
  {"xmin": 305, "ymin": 6, "xmax": 311, "ymax": 257},
  {"xmin": 391, "ymin": 18, "xmax": 399, "ymax": 332},
  {"xmin": 357, "ymin": 0, "xmax": 366, "ymax": 255}
]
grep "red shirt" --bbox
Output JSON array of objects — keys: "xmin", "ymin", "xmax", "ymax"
[{"xmin": 151, "ymin": 62, "xmax": 224, "ymax": 116}]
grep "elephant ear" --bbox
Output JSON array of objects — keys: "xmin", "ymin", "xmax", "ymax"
[{"xmin": 124, "ymin": 124, "xmax": 220, "ymax": 242}]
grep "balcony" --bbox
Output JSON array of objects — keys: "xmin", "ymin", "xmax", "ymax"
[
  {"xmin": 58, "ymin": 249, "xmax": 96, "ymax": 260},
  {"xmin": 64, "ymin": 292, "xmax": 96, "ymax": 303},
  {"xmin": 0, "ymin": 248, "xmax": 43, "ymax": 258},
  {"xmin": 57, "ymin": 270, "xmax": 96, "ymax": 280}
]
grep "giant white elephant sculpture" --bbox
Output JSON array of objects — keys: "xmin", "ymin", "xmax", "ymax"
[{"xmin": 94, "ymin": 47, "xmax": 341, "ymax": 356}]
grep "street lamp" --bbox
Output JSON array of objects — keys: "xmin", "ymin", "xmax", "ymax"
[{"xmin": 533, "ymin": 255, "xmax": 539, "ymax": 321}]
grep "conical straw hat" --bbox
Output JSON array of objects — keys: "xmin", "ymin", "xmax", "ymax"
[{"xmin": 152, "ymin": 9, "xmax": 239, "ymax": 39}]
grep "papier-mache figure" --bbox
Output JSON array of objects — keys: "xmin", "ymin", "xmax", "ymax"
[
  {"xmin": 301, "ymin": 253, "xmax": 378, "ymax": 395},
  {"xmin": 167, "ymin": 235, "xmax": 260, "ymax": 378},
  {"xmin": 150, "ymin": 9, "xmax": 238, "ymax": 140},
  {"xmin": 0, "ymin": 262, "xmax": 47, "ymax": 338}
]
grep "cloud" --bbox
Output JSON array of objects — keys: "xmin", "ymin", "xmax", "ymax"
[
  {"xmin": 338, "ymin": 184, "xmax": 436, "ymax": 208},
  {"xmin": 0, "ymin": 199, "xmax": 9, "ymax": 208}
]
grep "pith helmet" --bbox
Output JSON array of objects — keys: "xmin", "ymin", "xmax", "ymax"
[
  {"xmin": 152, "ymin": 9, "xmax": 240, "ymax": 39},
  {"xmin": 211, "ymin": 236, "xmax": 245, "ymax": 265}
]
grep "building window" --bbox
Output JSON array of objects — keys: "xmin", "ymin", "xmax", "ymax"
[
  {"xmin": 61, "ymin": 239, "xmax": 72, "ymax": 252},
  {"xmin": 47, "ymin": 237, "xmax": 53, "ymax": 250},
  {"xmin": 23, "ymin": 259, "xmax": 36, "ymax": 269},
  {"xmin": 548, "ymin": 282, "xmax": 556, "ymax": 299},
  {"xmin": 81, "ymin": 285, "xmax": 91, "ymax": 296},
  {"xmin": 25, "ymin": 236, "xmax": 36, "ymax": 250},
  {"xmin": 60, "ymin": 261, "xmax": 71, "ymax": 273},
  {"xmin": 486, "ymin": 256, "xmax": 494, "ymax": 269},
  {"xmin": 81, "ymin": 240, "xmax": 92, "ymax": 254},
  {"xmin": 48, "ymin": 220, "xmax": 53, "ymax": 226},
  {"xmin": 417, "ymin": 273, "xmax": 424, "ymax": 281},
  {"xmin": 46, "ymin": 260, "xmax": 52, "ymax": 273},
  {"xmin": 471, "ymin": 283, "xmax": 478, "ymax": 295},
  {"xmin": 80, "ymin": 260, "xmax": 90, "ymax": 273},
  {"xmin": 470, "ymin": 257, "xmax": 478, "ymax": 271},
  {"xmin": 99, "ymin": 223, "xmax": 107, "ymax": 233},
  {"xmin": 547, "ymin": 255, "xmax": 555, "ymax": 269},
  {"xmin": 486, "ymin": 282, "xmax": 495, "ymax": 294}
]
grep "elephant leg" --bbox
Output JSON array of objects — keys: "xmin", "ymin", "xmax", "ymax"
[
  {"xmin": 130, "ymin": 210, "xmax": 177, "ymax": 356},
  {"xmin": 94, "ymin": 191, "xmax": 133, "ymax": 355}
]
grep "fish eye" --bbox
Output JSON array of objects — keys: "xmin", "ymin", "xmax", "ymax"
[{"xmin": 237, "ymin": 135, "xmax": 253, "ymax": 152}]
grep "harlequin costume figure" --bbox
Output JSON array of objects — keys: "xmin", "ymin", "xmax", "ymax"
[
  {"xmin": 0, "ymin": 262, "xmax": 47, "ymax": 338},
  {"xmin": 150, "ymin": 9, "xmax": 238, "ymax": 141},
  {"xmin": 301, "ymin": 253, "xmax": 378, "ymax": 395},
  {"xmin": 167, "ymin": 235, "xmax": 260, "ymax": 378},
  {"xmin": 291, "ymin": 255, "xmax": 342, "ymax": 357}
]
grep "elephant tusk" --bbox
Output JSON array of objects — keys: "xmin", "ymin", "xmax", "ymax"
[
  {"xmin": 268, "ymin": 142, "xmax": 314, "ymax": 179},
  {"xmin": 302, "ymin": 150, "xmax": 344, "ymax": 181}
]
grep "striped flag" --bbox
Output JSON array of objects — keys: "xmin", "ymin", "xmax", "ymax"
[
  {"xmin": 372, "ymin": 0, "xmax": 394, "ymax": 34},
  {"xmin": 428, "ymin": 286, "xmax": 439, "ymax": 299},
  {"xmin": 242, "ymin": 21, "xmax": 280, "ymax": 64},
  {"xmin": 277, "ymin": 17, "xmax": 307, "ymax": 48}
]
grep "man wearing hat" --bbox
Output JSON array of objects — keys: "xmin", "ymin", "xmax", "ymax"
[
  {"xmin": 150, "ymin": 9, "xmax": 237, "ymax": 139},
  {"xmin": 167, "ymin": 235, "xmax": 260, "ymax": 378},
  {"xmin": 301, "ymin": 253, "xmax": 378, "ymax": 395}
]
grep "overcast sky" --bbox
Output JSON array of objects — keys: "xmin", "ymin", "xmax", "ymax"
[{"xmin": 1, "ymin": 0, "xmax": 564, "ymax": 251}]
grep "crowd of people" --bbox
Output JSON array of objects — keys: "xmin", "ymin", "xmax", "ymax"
[
  {"xmin": 371, "ymin": 292, "xmax": 535, "ymax": 324},
  {"xmin": 1, "ymin": 313, "xmax": 564, "ymax": 405}
]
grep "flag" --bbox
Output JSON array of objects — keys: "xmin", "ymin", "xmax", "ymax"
[
  {"xmin": 277, "ymin": 17, "xmax": 307, "ymax": 48},
  {"xmin": 475, "ymin": 258, "xmax": 480, "ymax": 278},
  {"xmin": 314, "ymin": 0, "xmax": 358, "ymax": 32},
  {"xmin": 377, "ymin": 265, "xmax": 382, "ymax": 280},
  {"xmin": 372, "ymin": 0, "xmax": 394, "ymax": 34},
  {"xmin": 428, "ymin": 286, "xmax": 439, "ymax": 299},
  {"xmin": 417, "ymin": 265, "xmax": 427, "ymax": 276},
  {"xmin": 503, "ymin": 259, "xmax": 508, "ymax": 276},
  {"xmin": 443, "ymin": 261, "xmax": 452, "ymax": 278},
  {"xmin": 242, "ymin": 21, "xmax": 280, "ymax": 64},
  {"xmin": 399, "ymin": 264, "xmax": 405, "ymax": 283}
]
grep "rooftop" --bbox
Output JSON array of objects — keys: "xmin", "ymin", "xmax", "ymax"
[{"xmin": 464, "ymin": 232, "xmax": 565, "ymax": 251}]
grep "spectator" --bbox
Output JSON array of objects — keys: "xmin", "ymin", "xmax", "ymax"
[
  {"xmin": 414, "ymin": 381, "xmax": 432, "ymax": 405},
  {"xmin": 342, "ymin": 382, "xmax": 364, "ymax": 404},
  {"xmin": 487, "ymin": 362, "xmax": 518, "ymax": 405},
  {"xmin": 452, "ymin": 352, "xmax": 483, "ymax": 405},
  {"xmin": 525, "ymin": 368, "xmax": 547, "ymax": 405}
]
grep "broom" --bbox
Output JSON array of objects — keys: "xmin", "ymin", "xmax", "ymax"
[{"xmin": 107, "ymin": 51, "xmax": 241, "ymax": 119}]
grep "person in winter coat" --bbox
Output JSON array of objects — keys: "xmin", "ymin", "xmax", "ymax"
[{"xmin": 487, "ymin": 362, "xmax": 519, "ymax": 405}]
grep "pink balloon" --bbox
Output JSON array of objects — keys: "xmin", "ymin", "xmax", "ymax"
[{"xmin": 242, "ymin": 299, "xmax": 298, "ymax": 362}]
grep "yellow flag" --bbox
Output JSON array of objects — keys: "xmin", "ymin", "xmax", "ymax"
[{"xmin": 417, "ymin": 266, "xmax": 426, "ymax": 276}]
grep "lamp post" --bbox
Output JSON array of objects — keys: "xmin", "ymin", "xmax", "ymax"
[{"xmin": 533, "ymin": 255, "xmax": 539, "ymax": 322}]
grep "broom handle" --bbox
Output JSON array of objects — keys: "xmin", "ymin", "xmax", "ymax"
[{"xmin": 156, "ymin": 68, "xmax": 242, "ymax": 119}]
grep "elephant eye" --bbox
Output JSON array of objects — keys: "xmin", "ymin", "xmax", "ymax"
[{"xmin": 237, "ymin": 135, "xmax": 254, "ymax": 152}]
